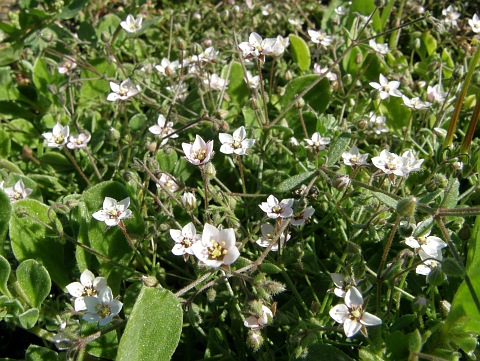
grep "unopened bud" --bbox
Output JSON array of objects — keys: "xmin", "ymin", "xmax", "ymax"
[
  {"xmin": 396, "ymin": 197, "xmax": 417, "ymax": 217},
  {"xmin": 206, "ymin": 287, "xmax": 216, "ymax": 302},
  {"xmin": 412, "ymin": 295, "xmax": 428, "ymax": 314},
  {"xmin": 193, "ymin": 43, "xmax": 202, "ymax": 54},
  {"xmin": 285, "ymin": 70, "xmax": 293, "ymax": 81},
  {"xmin": 217, "ymin": 109, "xmax": 229, "ymax": 120},
  {"xmin": 332, "ymin": 175, "xmax": 351, "ymax": 190},
  {"xmin": 203, "ymin": 38, "xmax": 212, "ymax": 47},
  {"xmin": 251, "ymin": 98, "xmax": 260, "ymax": 110},
  {"xmin": 342, "ymin": 73, "xmax": 353, "ymax": 85},
  {"xmin": 427, "ymin": 265, "xmax": 446, "ymax": 286},
  {"xmin": 426, "ymin": 173, "xmax": 447, "ymax": 192},
  {"xmin": 177, "ymin": 38, "xmax": 187, "ymax": 51},
  {"xmin": 294, "ymin": 97, "xmax": 305, "ymax": 109},
  {"xmin": 108, "ymin": 127, "xmax": 121, "ymax": 141},
  {"xmin": 374, "ymin": 0, "xmax": 385, "ymax": 8},
  {"xmin": 247, "ymin": 330, "xmax": 264, "ymax": 351},
  {"xmin": 141, "ymin": 276, "xmax": 159, "ymax": 287},
  {"xmin": 263, "ymin": 281, "xmax": 286, "ymax": 295},
  {"xmin": 101, "ymin": 31, "xmax": 111, "ymax": 43},
  {"xmin": 203, "ymin": 162, "xmax": 216, "ymax": 179},
  {"xmin": 355, "ymin": 52, "xmax": 362, "ymax": 64},
  {"xmin": 414, "ymin": 38, "xmax": 421, "ymax": 50},
  {"xmin": 248, "ymin": 299, "xmax": 264, "ymax": 316},
  {"xmin": 192, "ymin": 12, "xmax": 202, "ymax": 21},
  {"xmin": 453, "ymin": 66, "xmax": 464, "ymax": 79},
  {"xmin": 40, "ymin": 29, "xmax": 54, "ymax": 42},
  {"xmin": 358, "ymin": 119, "xmax": 368, "ymax": 129},
  {"xmin": 181, "ymin": 192, "xmax": 196, "ymax": 211},
  {"xmin": 439, "ymin": 300, "xmax": 451, "ymax": 317},
  {"xmin": 221, "ymin": 9, "xmax": 230, "ymax": 20}
]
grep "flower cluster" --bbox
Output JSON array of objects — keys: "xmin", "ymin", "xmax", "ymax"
[
  {"xmin": 372, "ymin": 149, "xmax": 423, "ymax": 178},
  {"xmin": 43, "ymin": 123, "xmax": 91, "ymax": 150},
  {"xmin": 239, "ymin": 32, "xmax": 289, "ymax": 63}
]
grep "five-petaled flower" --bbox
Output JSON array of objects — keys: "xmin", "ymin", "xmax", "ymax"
[
  {"xmin": 155, "ymin": 58, "xmax": 179, "ymax": 76},
  {"xmin": 256, "ymin": 223, "xmax": 291, "ymax": 251},
  {"xmin": 120, "ymin": 14, "xmax": 142, "ymax": 33},
  {"xmin": 92, "ymin": 197, "xmax": 133, "ymax": 227},
  {"xmin": 1, "ymin": 179, "xmax": 32, "ymax": 203},
  {"xmin": 157, "ymin": 173, "xmax": 179, "ymax": 192},
  {"xmin": 191, "ymin": 223, "xmax": 240, "ymax": 267},
  {"xmin": 469, "ymin": 14, "xmax": 480, "ymax": 33},
  {"xmin": 369, "ymin": 39, "xmax": 389, "ymax": 55},
  {"xmin": 170, "ymin": 222, "xmax": 200, "ymax": 261},
  {"xmin": 416, "ymin": 249, "xmax": 443, "ymax": 276},
  {"xmin": 308, "ymin": 29, "xmax": 334, "ymax": 47},
  {"xmin": 405, "ymin": 221, "xmax": 447, "ymax": 257},
  {"xmin": 57, "ymin": 59, "xmax": 77, "ymax": 74},
  {"xmin": 304, "ymin": 132, "xmax": 331, "ymax": 151},
  {"xmin": 427, "ymin": 84, "xmax": 448, "ymax": 103},
  {"xmin": 244, "ymin": 305, "xmax": 273, "ymax": 329},
  {"xmin": 402, "ymin": 95, "xmax": 431, "ymax": 110},
  {"xmin": 259, "ymin": 195, "xmax": 294, "ymax": 219},
  {"xmin": 291, "ymin": 206, "xmax": 315, "ymax": 226},
  {"xmin": 149, "ymin": 115, "xmax": 178, "ymax": 146},
  {"xmin": 106, "ymin": 79, "xmax": 140, "ymax": 101},
  {"xmin": 219, "ymin": 126, "xmax": 255, "ymax": 156},
  {"xmin": 369, "ymin": 74, "xmax": 402, "ymax": 100},
  {"xmin": 372, "ymin": 150, "xmax": 407, "ymax": 177},
  {"xmin": 182, "ymin": 135, "xmax": 214, "ymax": 166},
  {"xmin": 83, "ymin": 286, "xmax": 123, "ymax": 326},
  {"xmin": 342, "ymin": 145, "xmax": 369, "ymax": 167},
  {"xmin": 67, "ymin": 133, "xmax": 91, "ymax": 150},
  {"xmin": 42, "ymin": 122, "xmax": 70, "ymax": 148},
  {"xmin": 204, "ymin": 73, "xmax": 229, "ymax": 91},
  {"xmin": 66, "ymin": 269, "xmax": 107, "ymax": 312},
  {"xmin": 329, "ymin": 286, "xmax": 382, "ymax": 337}
]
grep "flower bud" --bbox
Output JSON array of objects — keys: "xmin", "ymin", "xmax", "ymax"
[
  {"xmin": 374, "ymin": 0, "xmax": 385, "ymax": 8},
  {"xmin": 247, "ymin": 330, "xmax": 264, "ymax": 351},
  {"xmin": 181, "ymin": 192, "xmax": 196, "ymax": 211},
  {"xmin": 453, "ymin": 66, "xmax": 464, "ymax": 79},
  {"xmin": 206, "ymin": 287, "xmax": 216, "ymax": 302},
  {"xmin": 251, "ymin": 98, "xmax": 260, "ymax": 110},
  {"xmin": 263, "ymin": 281, "xmax": 286, "ymax": 295},
  {"xmin": 412, "ymin": 295, "xmax": 428, "ymax": 314},
  {"xmin": 426, "ymin": 265, "xmax": 446, "ymax": 286},
  {"xmin": 203, "ymin": 38, "xmax": 212, "ymax": 47},
  {"xmin": 177, "ymin": 38, "xmax": 187, "ymax": 51},
  {"xmin": 203, "ymin": 162, "xmax": 216, "ymax": 179},
  {"xmin": 332, "ymin": 175, "xmax": 351, "ymax": 190},
  {"xmin": 396, "ymin": 197, "xmax": 417, "ymax": 217},
  {"xmin": 217, "ymin": 109, "xmax": 229, "ymax": 120},
  {"xmin": 108, "ymin": 127, "xmax": 121, "ymax": 141},
  {"xmin": 141, "ymin": 275, "xmax": 159, "ymax": 287},
  {"xmin": 101, "ymin": 31, "xmax": 111, "ymax": 43},
  {"xmin": 294, "ymin": 97, "xmax": 306, "ymax": 109},
  {"xmin": 355, "ymin": 52, "xmax": 362, "ymax": 64},
  {"xmin": 192, "ymin": 12, "xmax": 202, "ymax": 21},
  {"xmin": 193, "ymin": 43, "xmax": 203, "ymax": 54},
  {"xmin": 426, "ymin": 173, "xmax": 447, "ymax": 192},
  {"xmin": 285, "ymin": 70, "xmax": 293, "ymax": 81},
  {"xmin": 414, "ymin": 38, "xmax": 421, "ymax": 50},
  {"xmin": 439, "ymin": 300, "xmax": 451, "ymax": 317},
  {"xmin": 342, "ymin": 73, "xmax": 353, "ymax": 85},
  {"xmin": 357, "ymin": 119, "xmax": 368, "ymax": 129}
]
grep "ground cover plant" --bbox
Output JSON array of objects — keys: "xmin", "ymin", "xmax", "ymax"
[{"xmin": 0, "ymin": 0, "xmax": 480, "ymax": 360}]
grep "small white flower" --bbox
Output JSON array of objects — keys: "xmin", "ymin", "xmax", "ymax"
[
  {"xmin": 67, "ymin": 133, "xmax": 91, "ymax": 149},
  {"xmin": 401, "ymin": 150, "xmax": 424, "ymax": 174},
  {"xmin": 368, "ymin": 112, "xmax": 388, "ymax": 134},
  {"xmin": 204, "ymin": 73, "xmax": 229, "ymax": 91},
  {"xmin": 157, "ymin": 173, "xmax": 179, "ymax": 192},
  {"xmin": 329, "ymin": 287, "xmax": 382, "ymax": 337},
  {"xmin": 170, "ymin": 222, "xmax": 200, "ymax": 261},
  {"xmin": 245, "ymin": 71, "xmax": 260, "ymax": 89},
  {"xmin": 330, "ymin": 273, "xmax": 347, "ymax": 298},
  {"xmin": 106, "ymin": 79, "xmax": 140, "ymax": 101},
  {"xmin": 182, "ymin": 135, "xmax": 214, "ymax": 166},
  {"xmin": 304, "ymin": 132, "xmax": 330, "ymax": 151},
  {"xmin": 1, "ymin": 179, "xmax": 32, "ymax": 203},
  {"xmin": 83, "ymin": 286, "xmax": 123, "ymax": 326},
  {"xmin": 66, "ymin": 269, "xmax": 107, "ymax": 311},
  {"xmin": 57, "ymin": 59, "xmax": 77, "ymax": 74},
  {"xmin": 42, "ymin": 122, "xmax": 70, "ymax": 148},
  {"xmin": 369, "ymin": 74, "xmax": 402, "ymax": 100},
  {"xmin": 261, "ymin": 4, "xmax": 273, "ymax": 16},
  {"xmin": 427, "ymin": 84, "xmax": 448, "ymax": 103},
  {"xmin": 239, "ymin": 32, "xmax": 265, "ymax": 62},
  {"xmin": 155, "ymin": 58, "xmax": 179, "ymax": 76},
  {"xmin": 259, "ymin": 195, "xmax": 294, "ymax": 219},
  {"xmin": 244, "ymin": 305, "xmax": 273, "ymax": 329},
  {"xmin": 453, "ymin": 161, "xmax": 463, "ymax": 171},
  {"xmin": 313, "ymin": 63, "xmax": 337, "ymax": 81},
  {"xmin": 369, "ymin": 39, "xmax": 389, "ymax": 55},
  {"xmin": 308, "ymin": 29, "xmax": 333, "ymax": 47},
  {"xmin": 262, "ymin": 36, "xmax": 288, "ymax": 57},
  {"xmin": 148, "ymin": 115, "xmax": 178, "ymax": 145},
  {"xmin": 219, "ymin": 126, "xmax": 255, "ymax": 155},
  {"xmin": 92, "ymin": 197, "xmax": 133, "ymax": 227},
  {"xmin": 342, "ymin": 146, "xmax": 369, "ymax": 167},
  {"xmin": 405, "ymin": 221, "xmax": 447, "ymax": 257},
  {"xmin": 402, "ymin": 95, "xmax": 431, "ymax": 110},
  {"xmin": 291, "ymin": 206, "xmax": 315, "ymax": 226},
  {"xmin": 372, "ymin": 149, "xmax": 407, "ymax": 176},
  {"xmin": 288, "ymin": 18, "xmax": 304, "ymax": 28},
  {"xmin": 181, "ymin": 192, "xmax": 196, "ymax": 211},
  {"xmin": 256, "ymin": 223, "xmax": 291, "ymax": 251},
  {"xmin": 191, "ymin": 223, "xmax": 240, "ymax": 267},
  {"xmin": 120, "ymin": 14, "xmax": 142, "ymax": 33},
  {"xmin": 469, "ymin": 14, "xmax": 480, "ymax": 33},
  {"xmin": 334, "ymin": 6, "xmax": 349, "ymax": 15},
  {"xmin": 197, "ymin": 47, "xmax": 219, "ymax": 65},
  {"xmin": 166, "ymin": 83, "xmax": 188, "ymax": 100},
  {"xmin": 416, "ymin": 249, "xmax": 443, "ymax": 276},
  {"xmin": 442, "ymin": 5, "xmax": 460, "ymax": 29}
]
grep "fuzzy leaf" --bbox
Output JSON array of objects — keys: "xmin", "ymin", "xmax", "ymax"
[
  {"xmin": 0, "ymin": 255, "xmax": 11, "ymax": 297},
  {"xmin": 19, "ymin": 308, "xmax": 39, "ymax": 329},
  {"xmin": 373, "ymin": 192, "xmax": 398, "ymax": 209},
  {"xmin": 276, "ymin": 171, "xmax": 316, "ymax": 192},
  {"xmin": 16, "ymin": 259, "xmax": 51, "ymax": 308},
  {"xmin": 289, "ymin": 34, "xmax": 311, "ymax": 71},
  {"xmin": 326, "ymin": 132, "xmax": 351, "ymax": 166}
]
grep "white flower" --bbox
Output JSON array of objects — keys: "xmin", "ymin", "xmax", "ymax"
[
  {"xmin": 67, "ymin": 133, "xmax": 91, "ymax": 149},
  {"xmin": 405, "ymin": 221, "xmax": 447, "ymax": 257},
  {"xmin": 204, "ymin": 73, "xmax": 229, "ymax": 91},
  {"xmin": 197, "ymin": 47, "xmax": 219, "ymax": 65},
  {"xmin": 170, "ymin": 222, "xmax": 200, "ymax": 261},
  {"xmin": 182, "ymin": 135, "xmax": 214, "ymax": 166},
  {"xmin": 313, "ymin": 63, "xmax": 337, "ymax": 81},
  {"xmin": 416, "ymin": 249, "xmax": 443, "ymax": 276},
  {"xmin": 442, "ymin": 5, "xmax": 460, "ymax": 28},
  {"xmin": 120, "ymin": 14, "xmax": 142, "ymax": 33},
  {"xmin": 57, "ymin": 59, "xmax": 77, "ymax": 74},
  {"xmin": 288, "ymin": 18, "xmax": 304, "ymax": 28},
  {"xmin": 368, "ymin": 112, "xmax": 388, "ymax": 134},
  {"xmin": 157, "ymin": 173, "xmax": 179, "ymax": 192},
  {"xmin": 291, "ymin": 206, "xmax": 315, "ymax": 226},
  {"xmin": 330, "ymin": 273, "xmax": 347, "ymax": 298},
  {"xmin": 369, "ymin": 39, "xmax": 389, "ymax": 55},
  {"xmin": 334, "ymin": 6, "xmax": 349, "ymax": 15},
  {"xmin": 304, "ymin": 132, "xmax": 331, "ymax": 151},
  {"xmin": 401, "ymin": 150, "xmax": 424, "ymax": 174},
  {"xmin": 42, "ymin": 122, "xmax": 70, "ymax": 148},
  {"xmin": 427, "ymin": 84, "xmax": 448, "ymax": 103},
  {"xmin": 256, "ymin": 223, "xmax": 291, "ymax": 251},
  {"xmin": 148, "ymin": 115, "xmax": 178, "ymax": 145},
  {"xmin": 83, "ymin": 286, "xmax": 123, "ymax": 326},
  {"xmin": 219, "ymin": 126, "xmax": 255, "ymax": 156},
  {"xmin": 92, "ymin": 197, "xmax": 132, "ymax": 227},
  {"xmin": 106, "ymin": 79, "xmax": 140, "ymax": 101},
  {"xmin": 372, "ymin": 149, "xmax": 407, "ymax": 176},
  {"xmin": 155, "ymin": 58, "xmax": 179, "ymax": 76},
  {"xmin": 181, "ymin": 192, "xmax": 196, "ymax": 211},
  {"xmin": 259, "ymin": 195, "xmax": 294, "ymax": 219},
  {"xmin": 245, "ymin": 71, "xmax": 260, "ymax": 89},
  {"xmin": 239, "ymin": 32, "xmax": 265, "ymax": 62},
  {"xmin": 1, "ymin": 179, "xmax": 32, "ymax": 203},
  {"xmin": 329, "ymin": 287, "xmax": 382, "ymax": 337},
  {"xmin": 66, "ymin": 269, "xmax": 107, "ymax": 311},
  {"xmin": 166, "ymin": 83, "xmax": 188, "ymax": 100},
  {"xmin": 342, "ymin": 146, "xmax": 369, "ymax": 167},
  {"xmin": 191, "ymin": 223, "xmax": 240, "ymax": 267},
  {"xmin": 262, "ymin": 36, "xmax": 288, "ymax": 57},
  {"xmin": 308, "ymin": 29, "xmax": 333, "ymax": 47},
  {"xmin": 261, "ymin": 4, "xmax": 272, "ymax": 16},
  {"xmin": 369, "ymin": 74, "xmax": 402, "ymax": 100},
  {"xmin": 244, "ymin": 305, "xmax": 273, "ymax": 329},
  {"xmin": 402, "ymin": 95, "xmax": 431, "ymax": 110},
  {"xmin": 469, "ymin": 14, "xmax": 480, "ymax": 33}
]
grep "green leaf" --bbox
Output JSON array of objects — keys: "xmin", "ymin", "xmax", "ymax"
[
  {"xmin": 18, "ymin": 308, "xmax": 39, "ymax": 329},
  {"xmin": 9, "ymin": 118, "xmax": 39, "ymax": 147},
  {"xmin": 79, "ymin": 58, "xmax": 116, "ymax": 104},
  {"xmin": 260, "ymin": 262, "xmax": 282, "ymax": 275},
  {"xmin": 379, "ymin": 96, "xmax": 411, "ymax": 131},
  {"xmin": 441, "ymin": 49, "xmax": 454, "ymax": 79},
  {"xmin": 442, "ymin": 258, "xmax": 465, "ymax": 278},
  {"xmin": 0, "ymin": 190, "xmax": 12, "ymax": 257},
  {"xmin": 39, "ymin": 152, "xmax": 75, "ymax": 173},
  {"xmin": 0, "ymin": 44, "xmax": 22, "ymax": 66},
  {"xmin": 421, "ymin": 32, "xmax": 437, "ymax": 57},
  {"xmin": 78, "ymin": 21, "xmax": 97, "ymax": 42},
  {"xmin": 10, "ymin": 199, "xmax": 70, "ymax": 289},
  {"xmin": 0, "ymin": 255, "xmax": 12, "ymax": 297},
  {"xmin": 326, "ymin": 132, "xmax": 351, "ymax": 166},
  {"xmin": 117, "ymin": 287, "xmax": 183, "ymax": 361},
  {"xmin": 83, "ymin": 322, "xmax": 118, "ymax": 359},
  {"xmin": 289, "ymin": 34, "xmax": 311, "ymax": 71},
  {"xmin": 412, "ymin": 217, "xmax": 434, "ymax": 237},
  {"xmin": 223, "ymin": 61, "xmax": 249, "ymax": 107},
  {"xmin": 156, "ymin": 148, "xmax": 178, "ymax": 173},
  {"xmin": 57, "ymin": 0, "xmax": 87, "ymax": 19},
  {"xmin": 276, "ymin": 171, "xmax": 316, "ymax": 192},
  {"xmin": 373, "ymin": 192, "xmax": 398, "ymax": 209},
  {"xmin": 0, "ymin": 66, "xmax": 18, "ymax": 101},
  {"xmin": 304, "ymin": 344, "xmax": 354, "ymax": 361},
  {"xmin": 25, "ymin": 345, "xmax": 58, "ymax": 361},
  {"xmin": 128, "ymin": 113, "xmax": 147, "ymax": 131},
  {"xmin": 0, "ymin": 127, "xmax": 11, "ymax": 157},
  {"xmin": 441, "ymin": 177, "xmax": 459, "ymax": 209},
  {"xmin": 350, "ymin": 0, "xmax": 382, "ymax": 32},
  {"xmin": 16, "ymin": 259, "xmax": 51, "ymax": 308},
  {"xmin": 408, "ymin": 329, "xmax": 422, "ymax": 354}
]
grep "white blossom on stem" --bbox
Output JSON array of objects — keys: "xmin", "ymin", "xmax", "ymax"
[
  {"xmin": 308, "ymin": 29, "xmax": 333, "ymax": 47},
  {"xmin": 170, "ymin": 222, "xmax": 200, "ymax": 261},
  {"xmin": 1, "ymin": 179, "xmax": 32, "ymax": 203},
  {"xmin": 244, "ymin": 305, "xmax": 273, "ymax": 329},
  {"xmin": 469, "ymin": 14, "xmax": 480, "ymax": 33},
  {"xmin": 369, "ymin": 74, "xmax": 402, "ymax": 100},
  {"xmin": 402, "ymin": 95, "xmax": 431, "ymax": 110},
  {"xmin": 67, "ymin": 133, "xmax": 91, "ymax": 150},
  {"xmin": 304, "ymin": 132, "xmax": 330, "ymax": 151},
  {"xmin": 256, "ymin": 223, "xmax": 291, "ymax": 251},
  {"xmin": 259, "ymin": 195, "xmax": 294, "ymax": 219},
  {"xmin": 92, "ymin": 197, "xmax": 132, "ymax": 227},
  {"xmin": 120, "ymin": 14, "xmax": 142, "ymax": 33},
  {"xmin": 182, "ymin": 135, "xmax": 214, "ymax": 166},
  {"xmin": 149, "ymin": 115, "xmax": 178, "ymax": 145},
  {"xmin": 291, "ymin": 206, "xmax": 315, "ymax": 226},
  {"xmin": 369, "ymin": 39, "xmax": 389, "ymax": 55},
  {"xmin": 83, "ymin": 286, "xmax": 123, "ymax": 326},
  {"xmin": 66, "ymin": 269, "xmax": 107, "ymax": 312},
  {"xmin": 342, "ymin": 146, "xmax": 369, "ymax": 167},
  {"xmin": 106, "ymin": 79, "xmax": 140, "ymax": 101},
  {"xmin": 219, "ymin": 126, "xmax": 255, "ymax": 155},
  {"xmin": 42, "ymin": 122, "xmax": 70, "ymax": 148}
]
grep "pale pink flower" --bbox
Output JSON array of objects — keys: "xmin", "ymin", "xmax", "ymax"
[
  {"xmin": 256, "ymin": 223, "xmax": 291, "ymax": 251},
  {"xmin": 182, "ymin": 135, "xmax": 214, "ymax": 166},
  {"xmin": 369, "ymin": 74, "xmax": 402, "ymax": 100},
  {"xmin": 259, "ymin": 195, "xmax": 294, "ymax": 219}
]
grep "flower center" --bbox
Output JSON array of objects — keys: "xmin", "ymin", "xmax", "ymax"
[
  {"xmin": 192, "ymin": 148, "xmax": 207, "ymax": 161},
  {"xmin": 82, "ymin": 285, "xmax": 97, "ymax": 297},
  {"xmin": 207, "ymin": 239, "xmax": 227, "ymax": 260},
  {"xmin": 272, "ymin": 205, "xmax": 283, "ymax": 214},
  {"xmin": 55, "ymin": 135, "xmax": 65, "ymax": 144},
  {"xmin": 181, "ymin": 237, "xmax": 193, "ymax": 248},
  {"xmin": 349, "ymin": 305, "xmax": 363, "ymax": 321},
  {"xmin": 109, "ymin": 209, "xmax": 121, "ymax": 219},
  {"xmin": 95, "ymin": 302, "xmax": 112, "ymax": 319}
]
